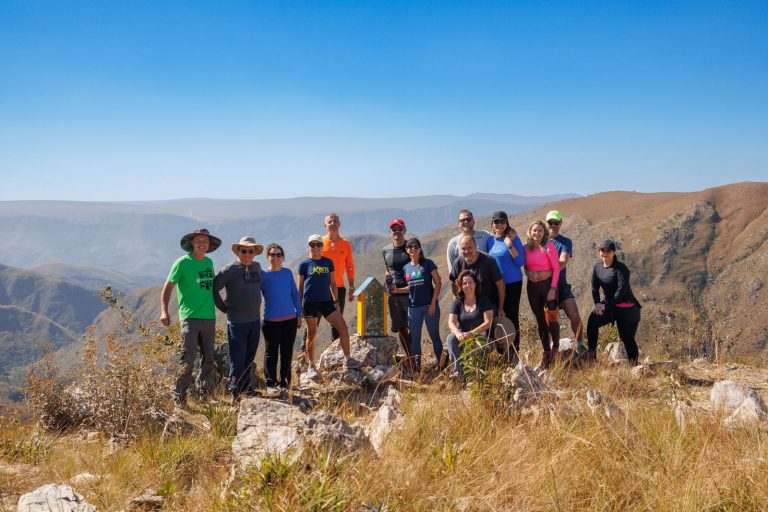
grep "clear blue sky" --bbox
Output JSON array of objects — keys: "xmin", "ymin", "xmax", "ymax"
[{"xmin": 1, "ymin": 1, "xmax": 766, "ymax": 200}]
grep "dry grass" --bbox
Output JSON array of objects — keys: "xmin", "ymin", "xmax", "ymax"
[
  {"xmin": 5, "ymin": 288, "xmax": 767, "ymax": 510},
  {"xmin": 217, "ymin": 362, "xmax": 768, "ymax": 511},
  {"xmin": 3, "ymin": 362, "xmax": 768, "ymax": 511}
]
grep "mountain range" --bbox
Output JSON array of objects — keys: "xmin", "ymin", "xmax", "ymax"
[{"xmin": 1, "ymin": 183, "xmax": 766, "ymax": 402}]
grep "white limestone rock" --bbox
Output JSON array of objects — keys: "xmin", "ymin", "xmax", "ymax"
[
  {"xmin": 711, "ymin": 380, "xmax": 767, "ymax": 427},
  {"xmin": 17, "ymin": 484, "xmax": 96, "ymax": 512},
  {"xmin": 318, "ymin": 335, "xmax": 398, "ymax": 371}
]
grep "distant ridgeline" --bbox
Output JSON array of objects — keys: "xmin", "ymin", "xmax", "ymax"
[{"xmin": 1, "ymin": 183, "xmax": 767, "ymax": 402}]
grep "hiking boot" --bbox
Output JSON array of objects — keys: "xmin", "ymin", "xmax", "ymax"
[
  {"xmin": 344, "ymin": 357, "xmax": 363, "ymax": 370},
  {"xmin": 540, "ymin": 350, "xmax": 552, "ymax": 369}
]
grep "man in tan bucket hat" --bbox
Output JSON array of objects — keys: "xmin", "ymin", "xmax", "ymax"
[
  {"xmin": 160, "ymin": 228, "xmax": 221, "ymax": 406},
  {"xmin": 213, "ymin": 236, "xmax": 264, "ymax": 399}
]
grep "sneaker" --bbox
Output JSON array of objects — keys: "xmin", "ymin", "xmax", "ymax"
[
  {"xmin": 305, "ymin": 366, "xmax": 319, "ymax": 380},
  {"xmin": 278, "ymin": 381, "xmax": 289, "ymax": 390},
  {"xmin": 344, "ymin": 357, "xmax": 362, "ymax": 370},
  {"xmin": 265, "ymin": 386, "xmax": 279, "ymax": 396}
]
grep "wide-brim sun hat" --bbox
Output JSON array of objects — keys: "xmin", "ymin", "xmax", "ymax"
[
  {"xmin": 231, "ymin": 236, "xmax": 264, "ymax": 256},
  {"xmin": 180, "ymin": 228, "xmax": 221, "ymax": 253}
]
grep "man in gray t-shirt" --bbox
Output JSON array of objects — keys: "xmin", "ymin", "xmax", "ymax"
[{"xmin": 213, "ymin": 236, "xmax": 263, "ymax": 398}]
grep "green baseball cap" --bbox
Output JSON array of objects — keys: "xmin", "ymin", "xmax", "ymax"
[{"xmin": 545, "ymin": 210, "xmax": 563, "ymax": 222}]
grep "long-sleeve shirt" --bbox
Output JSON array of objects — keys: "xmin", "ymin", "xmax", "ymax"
[
  {"xmin": 591, "ymin": 260, "xmax": 641, "ymax": 309},
  {"xmin": 212, "ymin": 260, "xmax": 263, "ymax": 323},
  {"xmin": 523, "ymin": 242, "xmax": 560, "ymax": 288},
  {"xmin": 261, "ymin": 268, "xmax": 302, "ymax": 320},
  {"xmin": 487, "ymin": 235, "xmax": 526, "ymax": 284},
  {"xmin": 322, "ymin": 235, "xmax": 354, "ymax": 289}
]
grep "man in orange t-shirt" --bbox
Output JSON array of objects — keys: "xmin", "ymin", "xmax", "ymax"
[{"xmin": 309, "ymin": 212, "xmax": 355, "ymax": 343}]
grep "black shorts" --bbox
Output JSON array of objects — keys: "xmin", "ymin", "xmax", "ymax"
[
  {"xmin": 303, "ymin": 300, "xmax": 337, "ymax": 319},
  {"xmin": 558, "ymin": 283, "xmax": 576, "ymax": 304},
  {"xmin": 388, "ymin": 293, "xmax": 409, "ymax": 333}
]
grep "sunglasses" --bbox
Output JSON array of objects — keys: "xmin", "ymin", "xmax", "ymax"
[
  {"xmin": 267, "ymin": 252, "xmax": 283, "ymax": 257},
  {"xmin": 308, "ymin": 242, "xmax": 323, "ymax": 248},
  {"xmin": 406, "ymin": 244, "xmax": 421, "ymax": 250},
  {"xmin": 547, "ymin": 220, "xmax": 561, "ymax": 226},
  {"xmin": 239, "ymin": 249, "xmax": 255, "ymax": 254},
  {"xmin": 390, "ymin": 226, "xmax": 404, "ymax": 232},
  {"xmin": 458, "ymin": 217, "xmax": 473, "ymax": 223}
]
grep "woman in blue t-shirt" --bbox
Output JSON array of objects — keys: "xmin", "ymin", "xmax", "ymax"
[
  {"xmin": 486, "ymin": 211, "xmax": 526, "ymax": 359},
  {"xmin": 394, "ymin": 237, "xmax": 442, "ymax": 372}
]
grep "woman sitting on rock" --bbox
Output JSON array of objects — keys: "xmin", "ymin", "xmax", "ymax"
[
  {"xmin": 523, "ymin": 220, "xmax": 561, "ymax": 368},
  {"xmin": 586, "ymin": 239, "xmax": 642, "ymax": 364},
  {"xmin": 446, "ymin": 270, "xmax": 494, "ymax": 380}
]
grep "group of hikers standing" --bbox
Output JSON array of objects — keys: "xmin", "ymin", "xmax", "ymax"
[{"xmin": 160, "ymin": 209, "xmax": 642, "ymax": 405}]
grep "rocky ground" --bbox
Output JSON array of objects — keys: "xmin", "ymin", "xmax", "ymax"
[{"xmin": 3, "ymin": 335, "xmax": 768, "ymax": 511}]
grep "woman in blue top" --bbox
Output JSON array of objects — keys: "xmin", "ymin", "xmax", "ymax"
[
  {"xmin": 486, "ymin": 211, "xmax": 526, "ymax": 358},
  {"xmin": 260, "ymin": 243, "xmax": 301, "ymax": 392},
  {"xmin": 394, "ymin": 237, "xmax": 442, "ymax": 372},
  {"xmin": 298, "ymin": 234, "xmax": 362, "ymax": 378}
]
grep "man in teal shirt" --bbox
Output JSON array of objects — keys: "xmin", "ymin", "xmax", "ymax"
[{"xmin": 161, "ymin": 228, "xmax": 221, "ymax": 406}]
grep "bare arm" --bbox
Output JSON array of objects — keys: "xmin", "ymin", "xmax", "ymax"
[
  {"xmin": 428, "ymin": 269, "xmax": 442, "ymax": 316},
  {"xmin": 448, "ymin": 313, "xmax": 461, "ymax": 337},
  {"xmin": 559, "ymin": 251, "xmax": 570, "ymax": 270},
  {"xmin": 160, "ymin": 281, "xmax": 176, "ymax": 326},
  {"xmin": 329, "ymin": 271, "xmax": 339, "ymax": 305},
  {"xmin": 470, "ymin": 310, "xmax": 495, "ymax": 335}
]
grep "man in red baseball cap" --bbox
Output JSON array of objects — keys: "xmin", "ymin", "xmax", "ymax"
[{"xmin": 382, "ymin": 218, "xmax": 413, "ymax": 367}]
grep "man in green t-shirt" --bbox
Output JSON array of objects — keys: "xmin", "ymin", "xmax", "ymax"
[{"xmin": 161, "ymin": 228, "xmax": 222, "ymax": 406}]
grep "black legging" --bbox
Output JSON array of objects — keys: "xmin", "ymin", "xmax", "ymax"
[
  {"xmin": 263, "ymin": 317, "xmax": 299, "ymax": 387},
  {"xmin": 526, "ymin": 279, "xmax": 559, "ymax": 351},
  {"xmin": 587, "ymin": 306, "xmax": 640, "ymax": 363},
  {"xmin": 502, "ymin": 282, "xmax": 523, "ymax": 353}
]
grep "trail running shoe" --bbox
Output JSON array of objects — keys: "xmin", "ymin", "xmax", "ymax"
[{"xmin": 344, "ymin": 357, "xmax": 362, "ymax": 370}]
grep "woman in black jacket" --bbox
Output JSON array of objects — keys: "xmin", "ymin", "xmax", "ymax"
[{"xmin": 586, "ymin": 240, "xmax": 641, "ymax": 363}]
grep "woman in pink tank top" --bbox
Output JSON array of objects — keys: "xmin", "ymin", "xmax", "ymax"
[{"xmin": 523, "ymin": 220, "xmax": 561, "ymax": 367}]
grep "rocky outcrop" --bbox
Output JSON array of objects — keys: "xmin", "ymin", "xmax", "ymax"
[
  {"xmin": 17, "ymin": 484, "xmax": 96, "ymax": 512},
  {"xmin": 502, "ymin": 364, "xmax": 558, "ymax": 415},
  {"xmin": 318, "ymin": 335, "xmax": 398, "ymax": 371},
  {"xmin": 232, "ymin": 397, "xmax": 369, "ymax": 472},
  {"xmin": 367, "ymin": 387, "xmax": 405, "ymax": 455},
  {"xmin": 586, "ymin": 389, "xmax": 624, "ymax": 420},
  {"xmin": 710, "ymin": 380, "xmax": 767, "ymax": 427}
]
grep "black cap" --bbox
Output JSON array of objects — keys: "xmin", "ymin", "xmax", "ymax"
[
  {"xmin": 491, "ymin": 211, "xmax": 508, "ymax": 222},
  {"xmin": 598, "ymin": 239, "xmax": 616, "ymax": 251},
  {"xmin": 405, "ymin": 237, "xmax": 421, "ymax": 248}
]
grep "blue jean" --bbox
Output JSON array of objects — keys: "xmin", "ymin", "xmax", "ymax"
[
  {"xmin": 407, "ymin": 304, "xmax": 442, "ymax": 365},
  {"xmin": 227, "ymin": 320, "xmax": 261, "ymax": 395}
]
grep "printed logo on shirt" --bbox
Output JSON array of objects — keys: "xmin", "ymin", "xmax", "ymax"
[
  {"xmin": 310, "ymin": 266, "xmax": 330, "ymax": 275},
  {"xmin": 197, "ymin": 268, "xmax": 214, "ymax": 290},
  {"xmin": 406, "ymin": 269, "xmax": 425, "ymax": 286}
]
